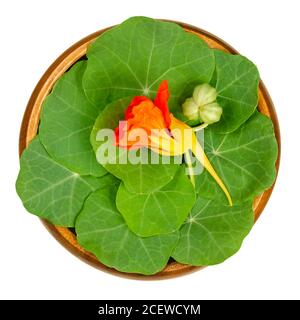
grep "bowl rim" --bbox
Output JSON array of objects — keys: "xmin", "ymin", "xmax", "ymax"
[{"xmin": 19, "ymin": 20, "xmax": 281, "ymax": 280}]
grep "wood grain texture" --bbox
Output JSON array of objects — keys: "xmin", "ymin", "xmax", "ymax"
[{"xmin": 19, "ymin": 21, "xmax": 281, "ymax": 280}]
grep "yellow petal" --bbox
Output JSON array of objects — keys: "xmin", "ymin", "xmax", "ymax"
[
  {"xmin": 149, "ymin": 135, "xmax": 183, "ymax": 156},
  {"xmin": 191, "ymin": 134, "xmax": 233, "ymax": 206}
]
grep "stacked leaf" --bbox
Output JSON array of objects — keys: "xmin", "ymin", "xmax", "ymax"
[
  {"xmin": 16, "ymin": 16, "xmax": 278, "ymax": 274},
  {"xmin": 76, "ymin": 186, "xmax": 179, "ymax": 275}
]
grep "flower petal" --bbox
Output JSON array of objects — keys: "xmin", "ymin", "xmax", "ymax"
[
  {"xmin": 125, "ymin": 96, "xmax": 149, "ymax": 120},
  {"xmin": 154, "ymin": 80, "xmax": 171, "ymax": 127}
]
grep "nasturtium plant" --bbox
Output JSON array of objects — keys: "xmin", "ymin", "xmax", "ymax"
[
  {"xmin": 172, "ymin": 197, "xmax": 254, "ymax": 265},
  {"xmin": 16, "ymin": 137, "xmax": 118, "ymax": 227},
  {"xmin": 16, "ymin": 16, "xmax": 279, "ymax": 275},
  {"xmin": 39, "ymin": 61, "xmax": 106, "ymax": 177},
  {"xmin": 116, "ymin": 167, "xmax": 196, "ymax": 237},
  {"xmin": 76, "ymin": 186, "xmax": 179, "ymax": 275},
  {"xmin": 83, "ymin": 16, "xmax": 215, "ymax": 111},
  {"xmin": 90, "ymin": 97, "xmax": 181, "ymax": 193}
]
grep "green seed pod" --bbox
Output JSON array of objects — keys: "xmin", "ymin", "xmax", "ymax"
[
  {"xmin": 199, "ymin": 102, "xmax": 223, "ymax": 124},
  {"xmin": 181, "ymin": 83, "xmax": 222, "ymax": 126},
  {"xmin": 193, "ymin": 83, "xmax": 217, "ymax": 107},
  {"xmin": 182, "ymin": 98, "xmax": 199, "ymax": 121}
]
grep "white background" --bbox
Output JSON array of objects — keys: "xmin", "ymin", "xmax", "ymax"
[{"xmin": 0, "ymin": 0, "xmax": 299, "ymax": 300}]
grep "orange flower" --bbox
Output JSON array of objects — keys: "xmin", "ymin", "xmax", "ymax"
[
  {"xmin": 115, "ymin": 81, "xmax": 171, "ymax": 148},
  {"xmin": 114, "ymin": 80, "xmax": 233, "ymax": 205}
]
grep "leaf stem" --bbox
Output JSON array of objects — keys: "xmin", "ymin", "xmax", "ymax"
[
  {"xmin": 192, "ymin": 123, "xmax": 208, "ymax": 132},
  {"xmin": 185, "ymin": 151, "xmax": 195, "ymax": 187}
]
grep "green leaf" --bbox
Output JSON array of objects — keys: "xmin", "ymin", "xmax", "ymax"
[
  {"xmin": 76, "ymin": 186, "xmax": 179, "ymax": 275},
  {"xmin": 196, "ymin": 111, "xmax": 278, "ymax": 203},
  {"xmin": 116, "ymin": 167, "xmax": 196, "ymax": 237},
  {"xmin": 16, "ymin": 137, "xmax": 118, "ymax": 227},
  {"xmin": 39, "ymin": 61, "xmax": 106, "ymax": 177},
  {"xmin": 90, "ymin": 97, "xmax": 181, "ymax": 193},
  {"xmin": 211, "ymin": 50, "xmax": 260, "ymax": 133},
  {"xmin": 83, "ymin": 16, "xmax": 215, "ymax": 111},
  {"xmin": 172, "ymin": 197, "xmax": 254, "ymax": 265}
]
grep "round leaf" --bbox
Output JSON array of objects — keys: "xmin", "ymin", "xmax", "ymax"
[
  {"xmin": 116, "ymin": 167, "xmax": 196, "ymax": 237},
  {"xmin": 39, "ymin": 61, "xmax": 106, "ymax": 177},
  {"xmin": 83, "ymin": 17, "xmax": 215, "ymax": 111},
  {"xmin": 16, "ymin": 137, "xmax": 118, "ymax": 227},
  {"xmin": 76, "ymin": 186, "xmax": 179, "ymax": 275},
  {"xmin": 172, "ymin": 197, "xmax": 254, "ymax": 265},
  {"xmin": 211, "ymin": 50, "xmax": 260, "ymax": 133}
]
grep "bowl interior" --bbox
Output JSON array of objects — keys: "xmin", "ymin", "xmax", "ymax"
[{"xmin": 19, "ymin": 22, "xmax": 281, "ymax": 280}]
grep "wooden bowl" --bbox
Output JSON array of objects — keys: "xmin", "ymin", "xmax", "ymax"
[{"xmin": 19, "ymin": 20, "xmax": 281, "ymax": 280}]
